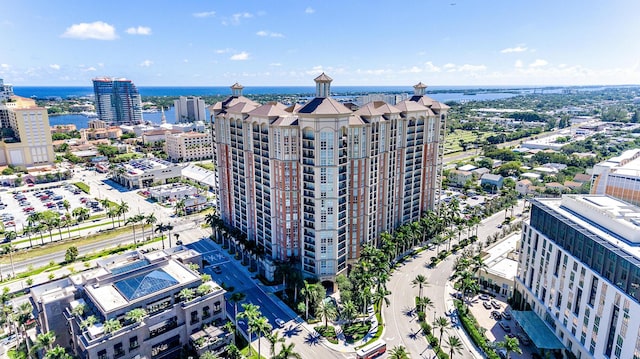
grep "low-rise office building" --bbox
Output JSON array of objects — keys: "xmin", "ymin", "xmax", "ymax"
[
  {"xmin": 165, "ymin": 132, "xmax": 213, "ymax": 162},
  {"xmin": 591, "ymin": 148, "xmax": 640, "ymax": 206},
  {"xmin": 515, "ymin": 195, "xmax": 640, "ymax": 359},
  {"xmin": 111, "ymin": 158, "xmax": 184, "ymax": 189},
  {"xmin": 31, "ymin": 248, "xmax": 229, "ymax": 359}
]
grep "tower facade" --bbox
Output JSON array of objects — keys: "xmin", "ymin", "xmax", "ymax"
[
  {"xmin": 174, "ymin": 96, "xmax": 207, "ymax": 123},
  {"xmin": 92, "ymin": 77, "xmax": 143, "ymax": 125},
  {"xmin": 211, "ymin": 75, "xmax": 448, "ymax": 280}
]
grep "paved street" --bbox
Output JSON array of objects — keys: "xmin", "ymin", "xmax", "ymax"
[{"xmin": 383, "ymin": 200, "xmax": 526, "ymax": 359}]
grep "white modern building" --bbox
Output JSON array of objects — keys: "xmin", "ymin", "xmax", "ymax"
[
  {"xmin": 0, "ymin": 78, "xmax": 14, "ymax": 101},
  {"xmin": 591, "ymin": 149, "xmax": 640, "ymax": 206},
  {"xmin": 31, "ymin": 248, "xmax": 229, "ymax": 359},
  {"xmin": 174, "ymin": 96, "xmax": 207, "ymax": 123},
  {"xmin": 111, "ymin": 158, "xmax": 184, "ymax": 189},
  {"xmin": 516, "ymin": 195, "xmax": 640, "ymax": 359},
  {"xmin": 165, "ymin": 131, "xmax": 213, "ymax": 162}
]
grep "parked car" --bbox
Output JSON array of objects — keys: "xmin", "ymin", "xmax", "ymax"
[
  {"xmin": 491, "ymin": 300, "xmax": 501, "ymax": 309},
  {"xmin": 483, "ymin": 301, "xmax": 492, "ymax": 309},
  {"xmin": 517, "ymin": 333, "xmax": 531, "ymax": 346},
  {"xmin": 479, "ymin": 294, "xmax": 490, "ymax": 301},
  {"xmin": 499, "ymin": 321, "xmax": 511, "ymax": 332},
  {"xmin": 213, "ymin": 266, "xmax": 222, "ymax": 274},
  {"xmin": 491, "ymin": 310, "xmax": 501, "ymax": 320},
  {"xmin": 501, "ymin": 312, "xmax": 512, "ymax": 320},
  {"xmin": 275, "ymin": 318, "xmax": 285, "ymax": 327}
]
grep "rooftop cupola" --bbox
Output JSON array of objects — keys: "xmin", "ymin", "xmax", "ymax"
[
  {"xmin": 413, "ymin": 82, "xmax": 427, "ymax": 96},
  {"xmin": 231, "ymin": 82, "xmax": 244, "ymax": 97},
  {"xmin": 314, "ymin": 73, "xmax": 333, "ymax": 98}
]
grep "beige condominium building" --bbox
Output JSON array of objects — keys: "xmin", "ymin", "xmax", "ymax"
[
  {"xmin": 165, "ymin": 131, "xmax": 213, "ymax": 162},
  {"xmin": 0, "ymin": 96, "xmax": 55, "ymax": 167},
  {"xmin": 211, "ymin": 74, "xmax": 448, "ymax": 281},
  {"xmin": 31, "ymin": 248, "xmax": 229, "ymax": 359}
]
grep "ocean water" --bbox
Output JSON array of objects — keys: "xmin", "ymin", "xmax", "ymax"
[{"xmin": 18, "ymin": 85, "xmax": 522, "ymax": 129}]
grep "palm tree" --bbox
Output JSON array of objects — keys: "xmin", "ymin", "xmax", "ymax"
[
  {"xmin": 388, "ymin": 345, "xmax": 410, "ymax": 359},
  {"xmin": 433, "ymin": 316, "xmax": 450, "ymax": 348},
  {"xmin": 315, "ymin": 300, "xmax": 337, "ymax": 329},
  {"xmin": 80, "ymin": 315, "xmax": 98, "ymax": 329},
  {"xmin": 266, "ymin": 331, "xmax": 285, "ymax": 358},
  {"xmin": 2, "ymin": 243, "xmax": 16, "ymax": 278},
  {"xmin": 45, "ymin": 345, "xmax": 72, "ymax": 359},
  {"xmin": 411, "ymin": 274, "xmax": 429, "ymax": 299},
  {"xmin": 178, "ymin": 288, "xmax": 195, "ymax": 302},
  {"xmin": 445, "ymin": 336, "xmax": 463, "ymax": 359},
  {"xmin": 72, "ymin": 207, "xmax": 90, "ymax": 224},
  {"xmin": 174, "ymin": 232, "xmax": 180, "ymax": 246},
  {"xmin": 199, "ymin": 352, "xmax": 219, "ymax": 359},
  {"xmin": 417, "ymin": 296, "xmax": 434, "ymax": 313},
  {"xmin": 175, "ymin": 198, "xmax": 186, "ymax": 217},
  {"xmin": 125, "ymin": 216, "xmax": 139, "ymax": 245},
  {"xmin": 228, "ymin": 292, "xmax": 245, "ymax": 344},
  {"xmin": 107, "ymin": 208, "xmax": 119, "ymax": 229},
  {"xmin": 250, "ymin": 315, "xmax": 271, "ymax": 359},
  {"xmin": 225, "ymin": 343, "xmax": 242, "ymax": 359},
  {"xmin": 222, "ymin": 320, "xmax": 235, "ymax": 344},
  {"xmin": 497, "ymin": 336, "xmax": 522, "ymax": 359},
  {"xmin": 71, "ymin": 303, "xmax": 87, "ymax": 317},
  {"xmin": 144, "ymin": 212, "xmax": 157, "ymax": 241},
  {"xmin": 34, "ymin": 331, "xmax": 56, "ymax": 352},
  {"xmin": 62, "ymin": 200, "xmax": 72, "ymax": 238},
  {"xmin": 124, "ymin": 308, "xmax": 147, "ymax": 324},
  {"xmin": 155, "ymin": 222, "xmax": 171, "ymax": 249},
  {"xmin": 340, "ymin": 300, "xmax": 357, "ymax": 325},
  {"xmin": 276, "ymin": 342, "xmax": 302, "ymax": 359},
  {"xmin": 237, "ymin": 303, "xmax": 261, "ymax": 356},
  {"xmin": 103, "ymin": 318, "xmax": 122, "ymax": 334},
  {"xmin": 373, "ymin": 287, "xmax": 391, "ymax": 308},
  {"xmin": 300, "ymin": 280, "xmax": 317, "ymax": 320},
  {"xmin": 118, "ymin": 199, "xmax": 130, "ymax": 224}
]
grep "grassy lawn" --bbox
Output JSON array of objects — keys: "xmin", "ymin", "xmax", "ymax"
[
  {"xmin": 315, "ymin": 325, "xmax": 338, "ymax": 344},
  {"xmin": 73, "ymin": 182, "xmax": 90, "ymax": 194},
  {"xmin": 343, "ymin": 320, "xmax": 371, "ymax": 343},
  {"xmin": 444, "ymin": 130, "xmax": 491, "ymax": 154}
]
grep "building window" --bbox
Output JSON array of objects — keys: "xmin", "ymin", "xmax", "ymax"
[
  {"xmin": 114, "ymin": 343, "xmax": 125, "ymax": 358},
  {"xmin": 97, "ymin": 350, "xmax": 107, "ymax": 359},
  {"xmin": 129, "ymin": 336, "xmax": 139, "ymax": 350},
  {"xmin": 190, "ymin": 310, "xmax": 199, "ymax": 324},
  {"xmin": 203, "ymin": 306, "xmax": 211, "ymax": 319}
]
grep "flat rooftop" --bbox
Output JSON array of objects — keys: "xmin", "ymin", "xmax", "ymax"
[
  {"xmin": 538, "ymin": 195, "xmax": 640, "ymax": 259},
  {"xmin": 86, "ymin": 259, "xmax": 199, "ymax": 312}
]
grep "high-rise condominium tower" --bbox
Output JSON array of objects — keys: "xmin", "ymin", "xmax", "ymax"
[
  {"xmin": 92, "ymin": 77, "xmax": 143, "ymax": 125},
  {"xmin": 211, "ymin": 74, "xmax": 448, "ymax": 280},
  {"xmin": 174, "ymin": 96, "xmax": 207, "ymax": 123}
]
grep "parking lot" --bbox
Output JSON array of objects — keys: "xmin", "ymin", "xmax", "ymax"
[
  {"xmin": 0, "ymin": 183, "xmax": 103, "ymax": 235},
  {"xmin": 468, "ymin": 294, "xmax": 536, "ymax": 358}
]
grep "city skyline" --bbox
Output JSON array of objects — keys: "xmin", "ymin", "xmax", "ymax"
[{"xmin": 1, "ymin": 1, "xmax": 640, "ymax": 87}]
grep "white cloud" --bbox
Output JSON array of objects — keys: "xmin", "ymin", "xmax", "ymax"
[
  {"xmin": 500, "ymin": 45, "xmax": 528, "ymax": 53},
  {"xmin": 49, "ymin": 64, "xmax": 60, "ymax": 70},
  {"xmin": 98, "ymin": 62, "xmax": 104, "ymax": 67},
  {"xmin": 256, "ymin": 30, "xmax": 284, "ymax": 38},
  {"xmin": 183, "ymin": 59, "xmax": 189, "ymax": 63},
  {"xmin": 269, "ymin": 63, "xmax": 282, "ymax": 67},
  {"xmin": 458, "ymin": 64, "xmax": 487, "ymax": 72},
  {"xmin": 193, "ymin": 11, "xmax": 216, "ymax": 18},
  {"xmin": 230, "ymin": 12, "xmax": 253, "ymax": 24},
  {"xmin": 529, "ymin": 59, "xmax": 548, "ymax": 68},
  {"xmin": 443, "ymin": 63, "xmax": 456, "ymax": 70},
  {"xmin": 61, "ymin": 21, "xmax": 117, "ymax": 40},
  {"xmin": 424, "ymin": 61, "xmax": 441, "ymax": 73},
  {"xmin": 216, "ymin": 48, "xmax": 232, "ymax": 54},
  {"xmin": 83, "ymin": 66, "xmax": 97, "ymax": 72},
  {"xmin": 515, "ymin": 60, "xmax": 523, "ymax": 68},
  {"xmin": 140, "ymin": 60, "xmax": 153, "ymax": 67},
  {"xmin": 305, "ymin": 7, "xmax": 315, "ymax": 14},
  {"xmin": 1, "ymin": 64, "xmax": 9, "ymax": 69},
  {"xmin": 126, "ymin": 26, "xmax": 152, "ymax": 35},
  {"xmin": 230, "ymin": 52, "xmax": 249, "ymax": 61}
]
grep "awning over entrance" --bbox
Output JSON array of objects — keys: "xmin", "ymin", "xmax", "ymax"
[{"xmin": 511, "ymin": 311, "xmax": 565, "ymax": 350}]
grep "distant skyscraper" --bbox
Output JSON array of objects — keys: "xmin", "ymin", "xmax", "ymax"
[
  {"xmin": 92, "ymin": 77, "xmax": 143, "ymax": 125},
  {"xmin": 211, "ymin": 74, "xmax": 448, "ymax": 280},
  {"xmin": 0, "ymin": 79, "xmax": 14, "ymax": 102},
  {"xmin": 174, "ymin": 96, "xmax": 206, "ymax": 123}
]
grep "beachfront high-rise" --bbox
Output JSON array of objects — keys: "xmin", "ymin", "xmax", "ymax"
[
  {"xmin": 92, "ymin": 77, "xmax": 143, "ymax": 125},
  {"xmin": 211, "ymin": 74, "xmax": 448, "ymax": 280},
  {"xmin": 0, "ymin": 78, "xmax": 14, "ymax": 102},
  {"xmin": 174, "ymin": 96, "xmax": 207, "ymax": 123}
]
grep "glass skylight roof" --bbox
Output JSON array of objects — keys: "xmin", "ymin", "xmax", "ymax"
[
  {"xmin": 114, "ymin": 269, "xmax": 179, "ymax": 301},
  {"xmin": 110, "ymin": 259, "xmax": 150, "ymax": 275}
]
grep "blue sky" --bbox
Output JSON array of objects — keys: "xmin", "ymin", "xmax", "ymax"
[{"xmin": 2, "ymin": 0, "xmax": 640, "ymax": 86}]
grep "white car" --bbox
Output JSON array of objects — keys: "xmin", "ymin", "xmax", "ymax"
[{"xmin": 275, "ymin": 318, "xmax": 285, "ymax": 327}]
